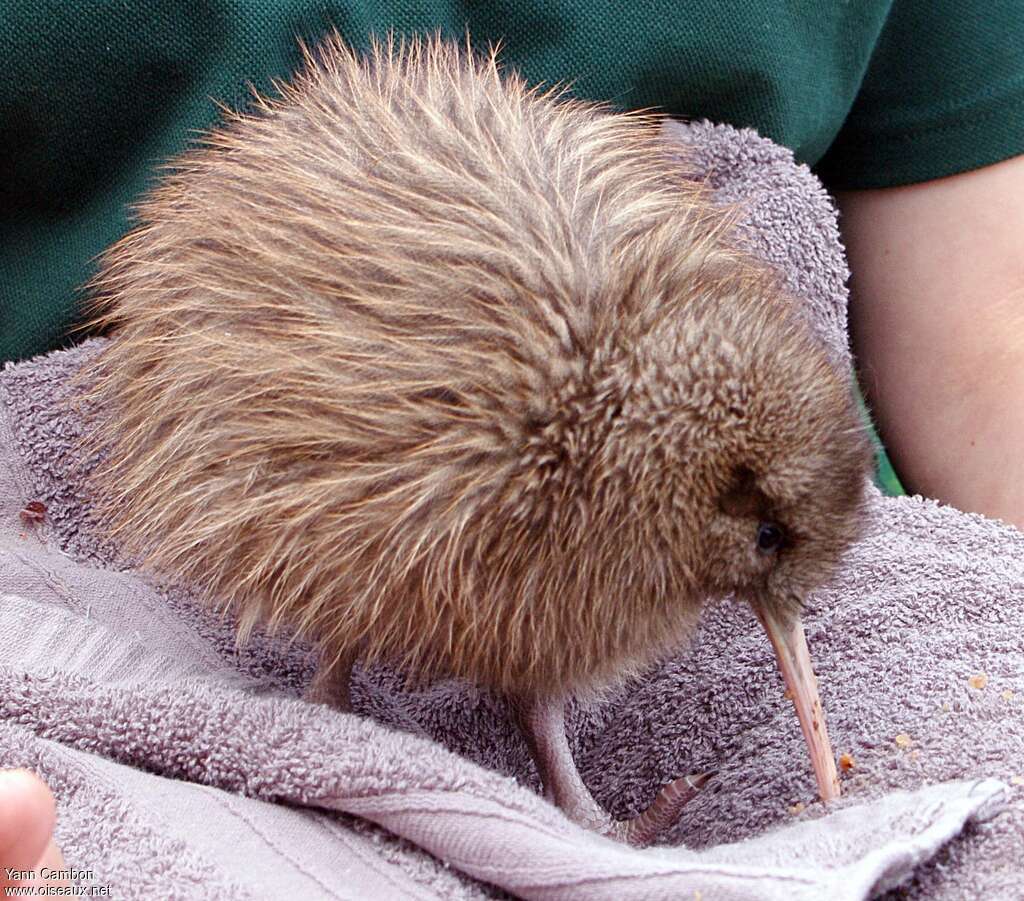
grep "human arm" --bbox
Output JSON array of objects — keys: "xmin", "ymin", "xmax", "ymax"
[{"xmin": 837, "ymin": 154, "xmax": 1024, "ymax": 528}]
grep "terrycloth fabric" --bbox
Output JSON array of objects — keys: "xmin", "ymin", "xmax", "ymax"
[{"xmin": 0, "ymin": 121, "xmax": 1019, "ymax": 900}]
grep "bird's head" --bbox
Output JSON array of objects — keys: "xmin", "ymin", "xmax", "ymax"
[
  {"xmin": 596, "ymin": 262, "xmax": 874, "ymax": 802},
  {"xmin": 679, "ymin": 321, "xmax": 872, "ymax": 622}
]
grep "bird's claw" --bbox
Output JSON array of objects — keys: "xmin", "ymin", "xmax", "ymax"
[{"xmin": 604, "ymin": 770, "xmax": 715, "ymax": 847}]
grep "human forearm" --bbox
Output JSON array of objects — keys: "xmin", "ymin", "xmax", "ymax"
[{"xmin": 837, "ymin": 154, "xmax": 1024, "ymax": 527}]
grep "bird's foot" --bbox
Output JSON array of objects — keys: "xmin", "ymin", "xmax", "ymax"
[
  {"xmin": 512, "ymin": 693, "xmax": 711, "ymax": 847},
  {"xmin": 544, "ymin": 766, "xmax": 712, "ymax": 847},
  {"xmin": 605, "ymin": 771, "xmax": 713, "ymax": 846}
]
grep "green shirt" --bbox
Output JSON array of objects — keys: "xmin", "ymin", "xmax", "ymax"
[{"xmin": 2, "ymin": 0, "xmax": 1023, "ymax": 364}]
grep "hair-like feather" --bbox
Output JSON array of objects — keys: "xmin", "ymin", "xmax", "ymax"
[{"xmin": 81, "ymin": 33, "xmax": 871, "ymax": 698}]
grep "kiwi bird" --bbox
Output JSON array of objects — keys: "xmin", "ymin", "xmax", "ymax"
[{"xmin": 82, "ymin": 33, "xmax": 872, "ymax": 845}]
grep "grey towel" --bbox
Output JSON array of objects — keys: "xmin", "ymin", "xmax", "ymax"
[{"xmin": 0, "ymin": 120, "xmax": 1017, "ymax": 900}]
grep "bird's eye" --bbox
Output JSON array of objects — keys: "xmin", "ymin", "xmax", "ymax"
[{"xmin": 756, "ymin": 521, "xmax": 785, "ymax": 554}]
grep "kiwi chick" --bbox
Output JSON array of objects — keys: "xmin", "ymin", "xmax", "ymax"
[{"xmin": 82, "ymin": 33, "xmax": 872, "ymax": 845}]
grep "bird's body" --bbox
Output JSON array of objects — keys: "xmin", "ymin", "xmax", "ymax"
[{"xmin": 84, "ymin": 34, "xmax": 871, "ymax": 844}]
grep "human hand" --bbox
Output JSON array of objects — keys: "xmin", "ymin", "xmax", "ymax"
[{"xmin": 0, "ymin": 769, "xmax": 68, "ymax": 891}]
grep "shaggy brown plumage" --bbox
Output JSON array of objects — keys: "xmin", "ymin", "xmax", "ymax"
[{"xmin": 81, "ymin": 33, "xmax": 871, "ymax": 843}]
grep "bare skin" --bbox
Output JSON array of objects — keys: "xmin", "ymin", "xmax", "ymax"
[
  {"xmin": 0, "ymin": 770, "xmax": 67, "ymax": 892},
  {"xmin": 838, "ymin": 154, "xmax": 1024, "ymax": 529}
]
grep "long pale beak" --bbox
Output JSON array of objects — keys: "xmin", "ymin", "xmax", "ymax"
[{"xmin": 754, "ymin": 606, "xmax": 841, "ymax": 802}]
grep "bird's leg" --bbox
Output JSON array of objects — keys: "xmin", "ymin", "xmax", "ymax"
[
  {"xmin": 511, "ymin": 694, "xmax": 711, "ymax": 847},
  {"xmin": 305, "ymin": 650, "xmax": 356, "ymax": 710},
  {"xmin": 511, "ymin": 694, "xmax": 612, "ymax": 832}
]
